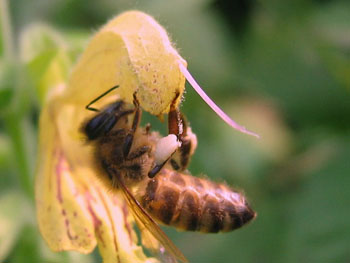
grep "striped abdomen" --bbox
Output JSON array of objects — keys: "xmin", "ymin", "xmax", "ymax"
[{"xmin": 139, "ymin": 169, "xmax": 256, "ymax": 233}]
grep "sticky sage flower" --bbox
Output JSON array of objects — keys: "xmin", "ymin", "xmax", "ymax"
[
  {"xmin": 36, "ymin": 82, "xmax": 160, "ymax": 262},
  {"xmin": 66, "ymin": 10, "xmax": 258, "ymax": 137},
  {"xmin": 34, "ymin": 10, "xmax": 189, "ymax": 263},
  {"xmin": 35, "ymin": 10, "xmax": 258, "ymax": 263}
]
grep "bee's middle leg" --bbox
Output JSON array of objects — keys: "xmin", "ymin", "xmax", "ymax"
[
  {"xmin": 126, "ymin": 145, "xmax": 151, "ymax": 160},
  {"xmin": 123, "ymin": 93, "xmax": 141, "ymax": 158}
]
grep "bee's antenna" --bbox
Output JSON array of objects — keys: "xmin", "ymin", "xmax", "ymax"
[
  {"xmin": 85, "ymin": 85, "xmax": 120, "ymax": 112},
  {"xmin": 178, "ymin": 63, "xmax": 260, "ymax": 138}
]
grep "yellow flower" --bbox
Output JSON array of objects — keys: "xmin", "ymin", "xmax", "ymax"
[
  {"xmin": 67, "ymin": 10, "xmax": 187, "ymax": 117},
  {"xmin": 35, "ymin": 11, "xmax": 189, "ymax": 263},
  {"xmin": 35, "ymin": 10, "xmax": 257, "ymax": 263}
]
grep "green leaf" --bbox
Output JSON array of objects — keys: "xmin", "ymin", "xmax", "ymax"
[
  {"xmin": 310, "ymin": 2, "xmax": 350, "ymax": 90},
  {"xmin": 27, "ymin": 49, "xmax": 70, "ymax": 104},
  {"xmin": 19, "ymin": 24, "xmax": 67, "ymax": 63},
  {"xmin": 285, "ymin": 138, "xmax": 350, "ymax": 262},
  {"xmin": 0, "ymin": 60, "xmax": 16, "ymax": 112},
  {"xmin": 8, "ymin": 225, "xmax": 41, "ymax": 263},
  {"xmin": 19, "ymin": 24, "xmax": 71, "ymax": 105}
]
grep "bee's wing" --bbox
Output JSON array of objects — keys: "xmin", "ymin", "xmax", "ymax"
[
  {"xmin": 133, "ymin": 212, "xmax": 178, "ymax": 263},
  {"xmin": 114, "ymin": 173, "xmax": 188, "ymax": 263}
]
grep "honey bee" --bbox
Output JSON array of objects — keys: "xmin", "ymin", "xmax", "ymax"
[{"xmin": 81, "ymin": 89, "xmax": 256, "ymax": 262}]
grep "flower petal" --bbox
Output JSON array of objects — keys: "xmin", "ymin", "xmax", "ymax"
[
  {"xmin": 36, "ymin": 84, "xmax": 159, "ymax": 262},
  {"xmin": 66, "ymin": 11, "xmax": 187, "ymax": 116},
  {"xmin": 35, "ymin": 102, "xmax": 96, "ymax": 253}
]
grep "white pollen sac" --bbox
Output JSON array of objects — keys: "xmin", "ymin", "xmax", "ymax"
[{"xmin": 154, "ymin": 134, "xmax": 181, "ymax": 165}]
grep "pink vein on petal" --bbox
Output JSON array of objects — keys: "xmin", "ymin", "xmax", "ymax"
[
  {"xmin": 54, "ymin": 150, "xmax": 79, "ymax": 240},
  {"xmin": 95, "ymin": 188, "xmax": 121, "ymax": 263},
  {"xmin": 178, "ymin": 62, "xmax": 260, "ymax": 138},
  {"xmin": 55, "ymin": 150, "xmax": 65, "ymax": 203},
  {"xmin": 85, "ymin": 192, "xmax": 105, "ymax": 247},
  {"xmin": 122, "ymin": 202, "xmax": 134, "ymax": 246},
  {"xmin": 65, "ymin": 218, "xmax": 78, "ymax": 240}
]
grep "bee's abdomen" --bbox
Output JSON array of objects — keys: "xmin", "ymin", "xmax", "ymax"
[{"xmin": 140, "ymin": 169, "xmax": 256, "ymax": 233}]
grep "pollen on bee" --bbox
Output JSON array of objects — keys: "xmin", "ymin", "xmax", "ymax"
[{"xmin": 154, "ymin": 134, "xmax": 181, "ymax": 165}]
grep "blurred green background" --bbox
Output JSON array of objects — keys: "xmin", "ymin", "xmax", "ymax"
[{"xmin": 1, "ymin": 0, "xmax": 350, "ymax": 262}]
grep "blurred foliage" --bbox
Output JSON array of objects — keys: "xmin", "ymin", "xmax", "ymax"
[{"xmin": 0, "ymin": 0, "xmax": 349, "ymax": 262}]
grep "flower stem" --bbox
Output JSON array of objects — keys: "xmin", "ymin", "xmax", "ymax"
[
  {"xmin": 1, "ymin": 0, "xmax": 35, "ymax": 200},
  {"xmin": 0, "ymin": 0, "xmax": 15, "ymax": 61},
  {"xmin": 5, "ymin": 115, "xmax": 35, "ymax": 199}
]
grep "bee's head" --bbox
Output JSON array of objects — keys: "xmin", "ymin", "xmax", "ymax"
[{"xmin": 82, "ymin": 101, "xmax": 125, "ymax": 141}]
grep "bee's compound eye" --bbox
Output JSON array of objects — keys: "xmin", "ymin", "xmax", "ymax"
[
  {"xmin": 154, "ymin": 134, "xmax": 181, "ymax": 165},
  {"xmin": 84, "ymin": 113, "xmax": 117, "ymax": 140}
]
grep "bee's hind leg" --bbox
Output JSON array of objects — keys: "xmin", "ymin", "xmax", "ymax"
[
  {"xmin": 168, "ymin": 93, "xmax": 197, "ymax": 171},
  {"xmin": 148, "ymin": 161, "xmax": 168, "ymax": 178}
]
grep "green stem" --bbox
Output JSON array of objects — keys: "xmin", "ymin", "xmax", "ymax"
[
  {"xmin": 1, "ymin": 0, "xmax": 35, "ymax": 200},
  {"xmin": 0, "ymin": 0, "xmax": 15, "ymax": 60},
  {"xmin": 5, "ymin": 115, "xmax": 35, "ymax": 199}
]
